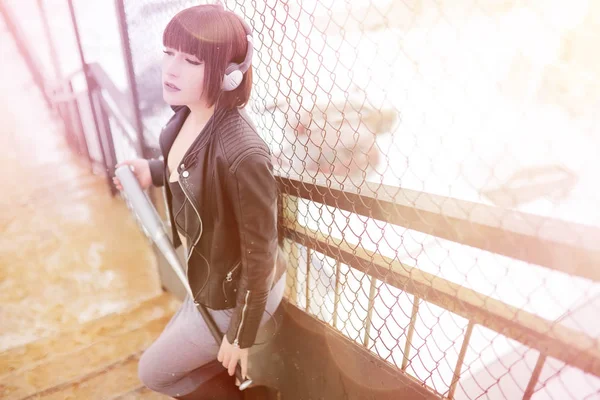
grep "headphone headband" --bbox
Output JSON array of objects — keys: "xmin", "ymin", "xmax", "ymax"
[{"xmin": 222, "ymin": 14, "xmax": 253, "ymax": 91}]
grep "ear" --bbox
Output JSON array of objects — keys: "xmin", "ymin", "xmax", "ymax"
[{"xmin": 222, "ymin": 70, "xmax": 243, "ymax": 91}]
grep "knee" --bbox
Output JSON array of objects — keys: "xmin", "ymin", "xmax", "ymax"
[{"xmin": 138, "ymin": 350, "xmax": 171, "ymax": 392}]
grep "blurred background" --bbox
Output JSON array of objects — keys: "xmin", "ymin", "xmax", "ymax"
[{"xmin": 0, "ymin": 1, "xmax": 599, "ymax": 399}]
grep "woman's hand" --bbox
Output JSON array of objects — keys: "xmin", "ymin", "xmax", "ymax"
[
  {"xmin": 217, "ymin": 335, "xmax": 249, "ymax": 378},
  {"xmin": 112, "ymin": 159, "xmax": 152, "ymax": 191}
]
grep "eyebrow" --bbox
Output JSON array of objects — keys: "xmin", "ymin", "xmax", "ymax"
[{"xmin": 164, "ymin": 47, "xmax": 201, "ymax": 60}]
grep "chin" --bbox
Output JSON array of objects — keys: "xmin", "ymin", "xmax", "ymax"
[{"xmin": 162, "ymin": 92, "xmax": 180, "ymax": 106}]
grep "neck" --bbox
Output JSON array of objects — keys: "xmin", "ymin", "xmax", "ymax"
[{"xmin": 187, "ymin": 101, "xmax": 215, "ymax": 130}]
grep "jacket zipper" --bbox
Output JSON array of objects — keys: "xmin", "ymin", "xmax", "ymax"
[
  {"xmin": 178, "ymin": 177, "xmax": 205, "ymax": 298},
  {"xmin": 162, "ymin": 182, "xmax": 171, "ymax": 226},
  {"xmin": 226, "ymin": 261, "xmax": 241, "ymax": 281},
  {"xmin": 233, "ymin": 290, "xmax": 251, "ymax": 347},
  {"xmin": 222, "ymin": 261, "xmax": 241, "ymax": 301}
]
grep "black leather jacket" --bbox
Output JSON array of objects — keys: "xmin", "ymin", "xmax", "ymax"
[{"xmin": 148, "ymin": 105, "xmax": 285, "ymax": 349}]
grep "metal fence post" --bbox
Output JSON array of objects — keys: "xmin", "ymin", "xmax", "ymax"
[{"xmin": 114, "ymin": 0, "xmax": 148, "ymax": 159}]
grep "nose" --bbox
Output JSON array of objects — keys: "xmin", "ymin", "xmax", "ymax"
[{"xmin": 163, "ymin": 56, "xmax": 181, "ymax": 78}]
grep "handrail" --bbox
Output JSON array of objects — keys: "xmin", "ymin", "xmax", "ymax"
[
  {"xmin": 281, "ymin": 219, "xmax": 600, "ymax": 377},
  {"xmin": 277, "ymin": 175, "xmax": 600, "ymax": 282},
  {"xmin": 49, "ymin": 62, "xmax": 141, "ymax": 151}
]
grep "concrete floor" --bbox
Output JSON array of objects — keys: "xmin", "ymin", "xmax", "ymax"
[{"xmin": 0, "ymin": 18, "xmax": 164, "ymax": 354}]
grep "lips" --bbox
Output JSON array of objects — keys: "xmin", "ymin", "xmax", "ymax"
[{"xmin": 164, "ymin": 81, "xmax": 180, "ymax": 91}]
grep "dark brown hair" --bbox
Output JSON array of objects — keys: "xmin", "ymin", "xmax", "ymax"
[{"xmin": 163, "ymin": 4, "xmax": 253, "ymax": 110}]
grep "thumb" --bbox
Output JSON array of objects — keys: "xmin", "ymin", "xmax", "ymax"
[
  {"xmin": 115, "ymin": 160, "xmax": 133, "ymax": 169},
  {"xmin": 115, "ymin": 162, "xmax": 137, "ymax": 174}
]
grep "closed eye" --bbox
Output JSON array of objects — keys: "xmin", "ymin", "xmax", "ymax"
[{"xmin": 163, "ymin": 49, "xmax": 202, "ymax": 65}]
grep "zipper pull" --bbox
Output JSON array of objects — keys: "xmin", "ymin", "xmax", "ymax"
[{"xmin": 226, "ymin": 271, "xmax": 233, "ymax": 282}]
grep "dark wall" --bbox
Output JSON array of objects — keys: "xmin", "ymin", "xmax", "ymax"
[{"xmin": 248, "ymin": 301, "xmax": 439, "ymax": 400}]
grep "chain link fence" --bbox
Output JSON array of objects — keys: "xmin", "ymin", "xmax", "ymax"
[
  {"xmin": 120, "ymin": 1, "xmax": 600, "ymax": 399},
  {"xmin": 5, "ymin": 0, "xmax": 600, "ymax": 398}
]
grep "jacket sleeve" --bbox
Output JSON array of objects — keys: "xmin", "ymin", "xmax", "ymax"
[
  {"xmin": 225, "ymin": 152, "xmax": 278, "ymax": 349},
  {"xmin": 148, "ymin": 159, "xmax": 165, "ymax": 187}
]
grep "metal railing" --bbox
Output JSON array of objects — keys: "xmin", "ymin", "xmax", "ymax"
[
  {"xmin": 5, "ymin": 0, "xmax": 600, "ymax": 398},
  {"xmin": 1, "ymin": 0, "xmax": 151, "ymax": 195},
  {"xmin": 277, "ymin": 175, "xmax": 600, "ymax": 398}
]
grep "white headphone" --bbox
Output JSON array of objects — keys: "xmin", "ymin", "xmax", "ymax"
[{"xmin": 222, "ymin": 18, "xmax": 254, "ymax": 92}]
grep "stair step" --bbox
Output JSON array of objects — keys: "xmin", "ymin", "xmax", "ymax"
[
  {"xmin": 110, "ymin": 385, "xmax": 173, "ymax": 399},
  {"xmin": 0, "ymin": 314, "xmax": 171, "ymax": 399},
  {"xmin": 27, "ymin": 352, "xmax": 144, "ymax": 400},
  {"xmin": 0, "ymin": 292, "xmax": 179, "ymax": 378}
]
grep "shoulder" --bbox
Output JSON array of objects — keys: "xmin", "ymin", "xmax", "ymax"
[{"xmin": 217, "ymin": 108, "xmax": 271, "ymax": 171}]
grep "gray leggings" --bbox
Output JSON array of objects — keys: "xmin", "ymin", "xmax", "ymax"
[{"xmin": 138, "ymin": 275, "xmax": 286, "ymax": 397}]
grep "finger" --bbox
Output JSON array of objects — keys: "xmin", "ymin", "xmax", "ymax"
[
  {"xmin": 222, "ymin": 352, "xmax": 231, "ymax": 370},
  {"xmin": 227, "ymin": 357, "xmax": 237, "ymax": 376},
  {"xmin": 241, "ymin": 354, "xmax": 248, "ymax": 379},
  {"xmin": 217, "ymin": 345, "xmax": 224, "ymax": 363}
]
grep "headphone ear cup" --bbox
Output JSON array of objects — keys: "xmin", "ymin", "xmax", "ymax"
[{"xmin": 222, "ymin": 69, "xmax": 243, "ymax": 91}]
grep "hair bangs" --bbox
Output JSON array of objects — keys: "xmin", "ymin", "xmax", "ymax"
[{"xmin": 162, "ymin": 10, "xmax": 220, "ymax": 61}]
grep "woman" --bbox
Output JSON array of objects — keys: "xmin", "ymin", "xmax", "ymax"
[{"xmin": 113, "ymin": 4, "xmax": 286, "ymax": 399}]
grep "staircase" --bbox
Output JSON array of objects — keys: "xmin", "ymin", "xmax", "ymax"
[
  {"xmin": 0, "ymin": 293, "xmax": 179, "ymax": 399},
  {"xmin": 0, "ymin": 19, "xmax": 180, "ymax": 398}
]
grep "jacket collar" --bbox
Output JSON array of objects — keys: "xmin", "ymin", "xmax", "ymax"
[
  {"xmin": 159, "ymin": 105, "xmax": 190, "ymax": 167},
  {"xmin": 159, "ymin": 105, "xmax": 230, "ymax": 172}
]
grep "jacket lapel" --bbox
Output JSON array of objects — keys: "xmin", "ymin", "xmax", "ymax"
[{"xmin": 159, "ymin": 105, "xmax": 190, "ymax": 164}]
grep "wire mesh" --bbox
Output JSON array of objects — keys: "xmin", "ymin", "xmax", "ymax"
[
  {"xmin": 119, "ymin": 1, "xmax": 600, "ymax": 399},
  {"xmin": 5, "ymin": 0, "xmax": 599, "ymax": 398}
]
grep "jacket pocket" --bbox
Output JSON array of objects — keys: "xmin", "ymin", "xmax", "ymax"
[{"xmin": 222, "ymin": 260, "xmax": 241, "ymax": 304}]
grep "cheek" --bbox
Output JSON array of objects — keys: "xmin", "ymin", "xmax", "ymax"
[
  {"xmin": 185, "ymin": 67, "xmax": 206, "ymax": 96},
  {"xmin": 190, "ymin": 76, "xmax": 204, "ymax": 95}
]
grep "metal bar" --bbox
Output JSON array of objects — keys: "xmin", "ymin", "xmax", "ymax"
[
  {"xmin": 37, "ymin": 0, "xmax": 62, "ymax": 81},
  {"xmin": 363, "ymin": 276, "xmax": 378, "ymax": 348},
  {"xmin": 68, "ymin": 83, "xmax": 91, "ymax": 163},
  {"xmin": 67, "ymin": 0, "xmax": 89, "ymax": 90},
  {"xmin": 402, "ymin": 295, "xmax": 420, "ymax": 371},
  {"xmin": 90, "ymin": 90, "xmax": 117, "ymax": 196},
  {"xmin": 59, "ymin": 83, "xmax": 81, "ymax": 155},
  {"xmin": 99, "ymin": 92, "xmax": 139, "ymax": 146},
  {"xmin": 114, "ymin": 0, "xmax": 147, "ymax": 158},
  {"xmin": 282, "ymin": 222, "xmax": 600, "ymax": 377},
  {"xmin": 53, "ymin": 67, "xmax": 86, "ymax": 89},
  {"xmin": 67, "ymin": 0, "xmax": 105, "ymax": 174},
  {"xmin": 100, "ymin": 108, "xmax": 118, "ymax": 197},
  {"xmin": 523, "ymin": 353, "xmax": 547, "ymax": 400},
  {"xmin": 87, "ymin": 63, "xmax": 137, "ymax": 129},
  {"xmin": 332, "ymin": 259, "xmax": 341, "ymax": 327},
  {"xmin": 282, "ymin": 195, "xmax": 300, "ymax": 306},
  {"xmin": 0, "ymin": 2, "xmax": 51, "ymax": 107},
  {"xmin": 305, "ymin": 247, "xmax": 311, "ymax": 313},
  {"xmin": 448, "ymin": 321, "xmax": 475, "ymax": 399},
  {"xmin": 51, "ymin": 91, "xmax": 81, "ymax": 104},
  {"xmin": 276, "ymin": 176, "xmax": 600, "ymax": 282}
]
